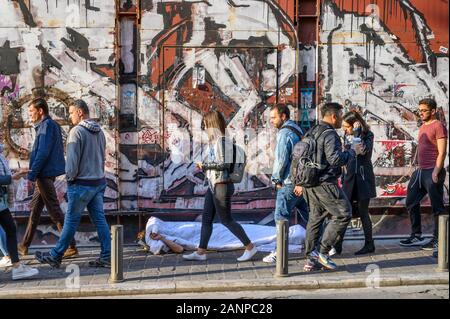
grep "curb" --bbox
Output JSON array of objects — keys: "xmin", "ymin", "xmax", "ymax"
[{"xmin": 1, "ymin": 273, "xmax": 448, "ymax": 299}]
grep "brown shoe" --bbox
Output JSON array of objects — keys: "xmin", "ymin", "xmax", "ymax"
[
  {"xmin": 17, "ymin": 244, "xmax": 28, "ymax": 256},
  {"xmin": 63, "ymin": 247, "xmax": 79, "ymax": 259}
]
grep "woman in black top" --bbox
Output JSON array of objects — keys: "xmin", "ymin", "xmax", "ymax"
[{"xmin": 340, "ymin": 111, "xmax": 377, "ymax": 255}]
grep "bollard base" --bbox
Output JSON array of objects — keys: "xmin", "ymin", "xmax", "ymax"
[
  {"xmin": 274, "ymin": 273, "xmax": 289, "ymax": 278},
  {"xmin": 435, "ymin": 268, "xmax": 449, "ymax": 273},
  {"xmin": 109, "ymin": 277, "xmax": 124, "ymax": 283}
]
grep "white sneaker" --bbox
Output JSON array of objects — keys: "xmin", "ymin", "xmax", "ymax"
[
  {"xmin": 182, "ymin": 251, "xmax": 207, "ymax": 261},
  {"xmin": 0, "ymin": 257, "xmax": 12, "ymax": 268},
  {"xmin": 237, "ymin": 247, "xmax": 258, "ymax": 262},
  {"xmin": 12, "ymin": 263, "xmax": 39, "ymax": 280},
  {"xmin": 329, "ymin": 247, "xmax": 337, "ymax": 257},
  {"xmin": 262, "ymin": 251, "xmax": 277, "ymax": 263}
]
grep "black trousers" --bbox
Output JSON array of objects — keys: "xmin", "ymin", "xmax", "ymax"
[
  {"xmin": 406, "ymin": 168, "xmax": 447, "ymax": 239},
  {"xmin": 0, "ymin": 209, "xmax": 20, "ymax": 263},
  {"xmin": 199, "ymin": 183, "xmax": 251, "ymax": 250},
  {"xmin": 303, "ymin": 184, "xmax": 352, "ymax": 256}
]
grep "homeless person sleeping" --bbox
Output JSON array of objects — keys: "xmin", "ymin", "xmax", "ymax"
[{"xmin": 137, "ymin": 217, "xmax": 306, "ymax": 256}]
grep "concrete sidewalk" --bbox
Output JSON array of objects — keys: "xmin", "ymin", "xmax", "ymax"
[{"xmin": 0, "ymin": 240, "xmax": 447, "ymax": 298}]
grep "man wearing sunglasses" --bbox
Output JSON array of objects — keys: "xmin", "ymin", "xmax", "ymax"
[{"xmin": 400, "ymin": 98, "xmax": 448, "ymax": 259}]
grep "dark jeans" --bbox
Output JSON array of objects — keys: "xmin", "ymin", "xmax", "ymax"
[
  {"xmin": 199, "ymin": 183, "xmax": 251, "ymax": 250},
  {"xmin": 406, "ymin": 168, "xmax": 447, "ymax": 240},
  {"xmin": 0, "ymin": 209, "xmax": 20, "ymax": 263},
  {"xmin": 21, "ymin": 177, "xmax": 76, "ymax": 249},
  {"xmin": 303, "ymin": 184, "xmax": 352, "ymax": 257}
]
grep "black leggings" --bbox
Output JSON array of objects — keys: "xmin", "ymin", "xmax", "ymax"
[
  {"xmin": 199, "ymin": 183, "xmax": 251, "ymax": 250},
  {"xmin": 0, "ymin": 209, "xmax": 20, "ymax": 263}
]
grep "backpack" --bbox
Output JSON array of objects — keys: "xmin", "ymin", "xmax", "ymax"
[
  {"xmin": 290, "ymin": 125, "xmax": 334, "ymax": 187},
  {"xmin": 222, "ymin": 138, "xmax": 247, "ymax": 183}
]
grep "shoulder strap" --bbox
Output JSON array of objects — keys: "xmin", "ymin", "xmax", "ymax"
[
  {"xmin": 315, "ymin": 127, "xmax": 334, "ymax": 139},
  {"xmin": 305, "ymin": 124, "xmax": 332, "ymax": 139},
  {"xmin": 282, "ymin": 125, "xmax": 303, "ymax": 140}
]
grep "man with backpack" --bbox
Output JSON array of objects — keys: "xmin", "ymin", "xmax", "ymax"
[
  {"xmin": 262, "ymin": 103, "xmax": 309, "ymax": 263},
  {"xmin": 297, "ymin": 102, "xmax": 363, "ymax": 271}
]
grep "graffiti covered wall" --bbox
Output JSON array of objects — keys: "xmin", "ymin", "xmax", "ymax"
[
  {"xmin": 0, "ymin": 0, "xmax": 299, "ymax": 225},
  {"xmin": 319, "ymin": 0, "xmax": 449, "ymax": 208},
  {"xmin": 0, "ymin": 1, "xmax": 119, "ymax": 217},
  {"xmin": 130, "ymin": 0, "xmax": 298, "ymax": 217},
  {"xmin": 0, "ymin": 1, "xmax": 448, "ymax": 240}
]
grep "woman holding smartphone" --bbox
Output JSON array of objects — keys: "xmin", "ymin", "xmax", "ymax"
[
  {"xmin": 182, "ymin": 110, "xmax": 257, "ymax": 262},
  {"xmin": 338, "ymin": 111, "xmax": 377, "ymax": 255}
]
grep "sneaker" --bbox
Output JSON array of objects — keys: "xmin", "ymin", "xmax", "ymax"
[
  {"xmin": 63, "ymin": 247, "xmax": 79, "ymax": 259},
  {"xmin": 17, "ymin": 244, "xmax": 28, "ymax": 256},
  {"xmin": 237, "ymin": 246, "xmax": 258, "ymax": 262},
  {"xmin": 329, "ymin": 247, "xmax": 337, "ymax": 257},
  {"xmin": 182, "ymin": 251, "xmax": 207, "ymax": 261},
  {"xmin": 303, "ymin": 258, "xmax": 323, "ymax": 272},
  {"xmin": 262, "ymin": 251, "xmax": 276, "ymax": 263},
  {"xmin": 35, "ymin": 251, "xmax": 62, "ymax": 268},
  {"xmin": 310, "ymin": 250, "xmax": 320, "ymax": 259},
  {"xmin": 0, "ymin": 257, "xmax": 12, "ymax": 268},
  {"xmin": 421, "ymin": 239, "xmax": 437, "ymax": 251},
  {"xmin": 89, "ymin": 258, "xmax": 111, "ymax": 268},
  {"xmin": 12, "ymin": 263, "xmax": 39, "ymax": 280},
  {"xmin": 317, "ymin": 252, "xmax": 338, "ymax": 270},
  {"xmin": 399, "ymin": 235, "xmax": 428, "ymax": 247}
]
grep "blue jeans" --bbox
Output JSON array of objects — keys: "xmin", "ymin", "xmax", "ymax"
[
  {"xmin": 51, "ymin": 184, "xmax": 111, "ymax": 260},
  {"xmin": 0, "ymin": 225, "xmax": 8, "ymax": 256},
  {"xmin": 274, "ymin": 184, "xmax": 309, "ymax": 225}
]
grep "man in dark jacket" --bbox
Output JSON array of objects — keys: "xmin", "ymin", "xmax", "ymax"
[
  {"xmin": 302, "ymin": 102, "xmax": 363, "ymax": 272},
  {"xmin": 18, "ymin": 98, "xmax": 77, "ymax": 258}
]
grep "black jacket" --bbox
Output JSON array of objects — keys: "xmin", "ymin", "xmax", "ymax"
[
  {"xmin": 342, "ymin": 130, "xmax": 377, "ymax": 201},
  {"xmin": 312, "ymin": 122, "xmax": 356, "ymax": 185}
]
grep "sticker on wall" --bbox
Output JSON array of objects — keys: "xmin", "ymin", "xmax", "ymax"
[
  {"xmin": 192, "ymin": 65, "xmax": 206, "ymax": 89},
  {"xmin": 439, "ymin": 46, "xmax": 448, "ymax": 54}
]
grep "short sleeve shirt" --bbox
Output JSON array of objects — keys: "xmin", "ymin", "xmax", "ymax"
[{"xmin": 418, "ymin": 120, "xmax": 448, "ymax": 169}]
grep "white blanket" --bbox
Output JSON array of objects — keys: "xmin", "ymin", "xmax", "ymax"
[{"xmin": 145, "ymin": 217, "xmax": 306, "ymax": 255}]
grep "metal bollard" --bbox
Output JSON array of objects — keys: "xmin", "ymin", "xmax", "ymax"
[
  {"xmin": 437, "ymin": 215, "xmax": 448, "ymax": 272},
  {"xmin": 110, "ymin": 225, "xmax": 124, "ymax": 283},
  {"xmin": 275, "ymin": 220, "xmax": 289, "ymax": 277}
]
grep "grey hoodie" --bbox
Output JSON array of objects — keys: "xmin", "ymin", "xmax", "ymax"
[{"xmin": 66, "ymin": 119, "xmax": 106, "ymax": 183}]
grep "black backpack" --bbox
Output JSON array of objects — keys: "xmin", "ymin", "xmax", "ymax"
[{"xmin": 290, "ymin": 125, "xmax": 334, "ymax": 187}]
